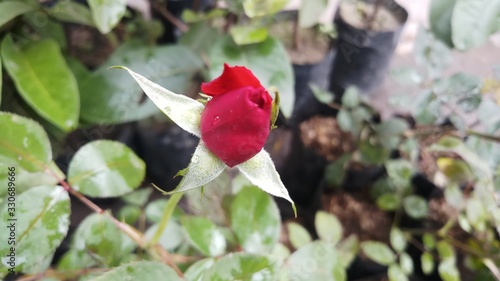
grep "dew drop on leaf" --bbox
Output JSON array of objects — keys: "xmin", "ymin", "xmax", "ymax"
[{"xmin": 213, "ymin": 115, "xmax": 220, "ymax": 124}]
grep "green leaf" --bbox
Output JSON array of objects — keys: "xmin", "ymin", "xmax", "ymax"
[
  {"xmin": 88, "ymin": 0, "xmax": 126, "ymax": 34},
  {"xmin": 336, "ymin": 235, "xmax": 359, "ymax": 268},
  {"xmin": 429, "ymin": 0, "xmax": 456, "ymax": 47},
  {"xmin": 68, "ymin": 140, "xmax": 146, "ymax": 198},
  {"xmin": 452, "ymin": 0, "xmax": 500, "ymax": 50},
  {"xmin": 315, "ymin": 211, "xmax": 343, "ymax": 244},
  {"xmin": 400, "ymin": 252, "xmax": 414, "ymax": 274},
  {"xmin": 438, "ymin": 258, "xmax": 461, "ymax": 281},
  {"xmin": 0, "ymin": 112, "xmax": 52, "ymax": 172},
  {"xmin": 466, "ymin": 197, "xmax": 488, "ymax": 231},
  {"xmin": 243, "ymin": 0, "xmax": 288, "ymax": 18},
  {"xmin": 341, "ymin": 87, "xmax": 360, "ymax": 108},
  {"xmin": 144, "ymin": 221, "xmax": 184, "ymax": 251},
  {"xmin": 202, "ymin": 253, "xmax": 276, "ymax": 281},
  {"xmin": 237, "ymin": 149, "xmax": 295, "ymax": 208},
  {"xmin": 121, "ymin": 187, "xmax": 152, "ymax": 206},
  {"xmin": 231, "ymin": 186, "xmax": 281, "ymax": 253},
  {"xmin": 437, "ymin": 157, "xmax": 474, "ymax": 183},
  {"xmin": 184, "ymin": 258, "xmax": 215, "ymax": 281},
  {"xmin": 374, "ymin": 118, "xmax": 409, "ymax": 138},
  {"xmin": 376, "ymin": 193, "xmax": 400, "ymax": 211},
  {"xmin": 287, "ymin": 222, "xmax": 312, "ymax": 249},
  {"xmin": 358, "ymin": 140, "xmax": 389, "ymax": 165},
  {"xmin": 403, "ymin": 195, "xmax": 428, "ymax": 219},
  {"xmin": 179, "ymin": 21, "xmax": 222, "ymax": 56},
  {"xmin": 421, "ymin": 252, "xmax": 434, "ymax": 275},
  {"xmin": 309, "ymin": 83, "xmax": 334, "ymax": 104},
  {"xmin": 0, "ymin": 1, "xmax": 36, "ymax": 28},
  {"xmin": 145, "ymin": 198, "xmax": 183, "ymax": 223},
  {"xmin": 388, "ymin": 264, "xmax": 409, "ymax": 281},
  {"xmin": 299, "ymin": 0, "xmax": 328, "ymax": 28},
  {"xmin": 324, "ymin": 153, "xmax": 351, "ymax": 187},
  {"xmin": 117, "ymin": 205, "xmax": 141, "ymax": 225},
  {"xmin": 287, "ymin": 241, "xmax": 344, "ymax": 281},
  {"xmin": 108, "ymin": 59, "xmax": 203, "ymax": 130},
  {"xmin": 390, "ymin": 228, "xmax": 407, "ymax": 252},
  {"xmin": 413, "ymin": 27, "xmax": 452, "ymax": 78},
  {"xmin": 0, "ymin": 162, "xmax": 60, "ymax": 198},
  {"xmin": 47, "ymin": 1, "xmax": 95, "ymax": 26},
  {"xmin": 93, "ymin": 261, "xmax": 182, "ymax": 281},
  {"xmin": 385, "ymin": 159, "xmax": 413, "ymax": 188},
  {"xmin": 390, "ymin": 67, "xmax": 424, "ymax": 85},
  {"xmin": 1, "ymin": 36, "xmax": 79, "ymax": 131},
  {"xmin": 433, "ymin": 73, "xmax": 482, "ymax": 112},
  {"xmin": 170, "ymin": 142, "xmax": 226, "ymax": 193},
  {"xmin": 0, "ymin": 47, "xmax": 2, "ymax": 105},
  {"xmin": 230, "ymin": 25, "xmax": 269, "ymax": 45},
  {"xmin": 413, "ymin": 91, "xmax": 440, "ymax": 125},
  {"xmin": 0, "ymin": 185, "xmax": 70, "ymax": 275},
  {"xmin": 437, "ymin": 240, "xmax": 455, "ymax": 260},
  {"xmin": 73, "ymin": 213, "xmax": 135, "ymax": 266},
  {"xmin": 57, "ymin": 249, "xmax": 97, "ymax": 271},
  {"xmin": 360, "ymin": 241, "xmax": 396, "ymax": 265},
  {"xmin": 208, "ymin": 35, "xmax": 295, "ymax": 118},
  {"xmin": 181, "ymin": 216, "xmax": 226, "ymax": 256},
  {"xmin": 423, "ymin": 233, "xmax": 436, "ymax": 249}
]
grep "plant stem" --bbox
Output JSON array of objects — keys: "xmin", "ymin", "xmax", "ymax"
[
  {"xmin": 152, "ymin": 1, "xmax": 189, "ymax": 33},
  {"xmin": 466, "ymin": 130, "xmax": 500, "ymax": 142},
  {"xmin": 45, "ymin": 166, "xmax": 184, "ymax": 277},
  {"xmin": 150, "ymin": 192, "xmax": 184, "ymax": 245}
]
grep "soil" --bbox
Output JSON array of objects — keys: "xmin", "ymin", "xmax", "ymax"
[{"xmin": 339, "ymin": 0, "xmax": 401, "ymax": 31}]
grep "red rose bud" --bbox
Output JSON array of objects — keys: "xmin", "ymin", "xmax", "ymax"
[{"xmin": 200, "ymin": 64, "xmax": 273, "ymax": 167}]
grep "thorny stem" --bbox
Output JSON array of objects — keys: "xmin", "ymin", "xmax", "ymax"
[{"xmin": 45, "ymin": 166, "xmax": 184, "ymax": 277}]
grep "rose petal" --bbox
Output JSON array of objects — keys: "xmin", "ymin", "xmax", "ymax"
[{"xmin": 201, "ymin": 63, "xmax": 263, "ymax": 96}]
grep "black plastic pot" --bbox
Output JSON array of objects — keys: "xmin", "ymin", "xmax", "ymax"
[{"xmin": 329, "ymin": 0, "xmax": 408, "ymax": 96}]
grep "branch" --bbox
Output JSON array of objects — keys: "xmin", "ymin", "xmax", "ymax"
[{"xmin": 152, "ymin": 1, "xmax": 189, "ymax": 33}]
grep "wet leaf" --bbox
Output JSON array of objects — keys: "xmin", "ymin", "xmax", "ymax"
[
  {"xmin": 68, "ymin": 140, "xmax": 145, "ymax": 198},
  {"xmin": 0, "ymin": 1, "xmax": 35, "ymax": 27},
  {"xmin": 93, "ymin": 261, "xmax": 182, "ymax": 281},
  {"xmin": 287, "ymin": 222, "xmax": 312, "ymax": 249},
  {"xmin": 181, "ymin": 216, "xmax": 226, "ymax": 256},
  {"xmin": 0, "ymin": 185, "xmax": 70, "ymax": 275},
  {"xmin": 403, "ymin": 195, "xmax": 428, "ymax": 219},
  {"xmin": 0, "ymin": 112, "xmax": 52, "ymax": 172},
  {"xmin": 315, "ymin": 211, "xmax": 343, "ymax": 244},
  {"xmin": 72, "ymin": 213, "xmax": 135, "ymax": 266},
  {"xmin": 88, "ymin": 0, "xmax": 126, "ymax": 34},
  {"xmin": 202, "ymin": 253, "xmax": 276, "ymax": 281},
  {"xmin": 360, "ymin": 241, "xmax": 396, "ymax": 265},
  {"xmin": 287, "ymin": 241, "xmax": 344, "ymax": 281},
  {"xmin": 184, "ymin": 258, "xmax": 215, "ymax": 281},
  {"xmin": 230, "ymin": 186, "xmax": 281, "ymax": 253},
  {"xmin": 144, "ymin": 221, "xmax": 184, "ymax": 251},
  {"xmin": 1, "ymin": 36, "xmax": 79, "ymax": 131}
]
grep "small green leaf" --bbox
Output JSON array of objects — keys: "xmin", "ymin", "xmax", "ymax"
[
  {"xmin": 324, "ymin": 153, "xmax": 351, "ymax": 187},
  {"xmin": 299, "ymin": 0, "xmax": 328, "ymax": 28},
  {"xmin": 92, "ymin": 261, "xmax": 182, "ymax": 281},
  {"xmin": 57, "ymin": 249, "xmax": 97, "ymax": 271},
  {"xmin": 438, "ymin": 258, "xmax": 460, "ymax": 281},
  {"xmin": 452, "ymin": 0, "xmax": 500, "ymax": 50},
  {"xmin": 400, "ymin": 252, "xmax": 414, "ymax": 275},
  {"xmin": 287, "ymin": 241, "xmax": 343, "ymax": 281},
  {"xmin": 315, "ymin": 211, "xmax": 343, "ymax": 244},
  {"xmin": 0, "ymin": 1, "xmax": 35, "ymax": 28},
  {"xmin": 202, "ymin": 253, "xmax": 276, "ymax": 281},
  {"xmin": 68, "ymin": 140, "xmax": 145, "ymax": 198},
  {"xmin": 444, "ymin": 184, "xmax": 465, "ymax": 210},
  {"xmin": 309, "ymin": 83, "xmax": 334, "ymax": 104},
  {"xmin": 437, "ymin": 157, "xmax": 474, "ymax": 183},
  {"xmin": 1, "ymin": 36, "xmax": 79, "ymax": 131},
  {"xmin": 413, "ymin": 27, "xmax": 451, "ymax": 78},
  {"xmin": 145, "ymin": 221, "xmax": 184, "ymax": 251},
  {"xmin": 376, "ymin": 193, "xmax": 400, "ymax": 211},
  {"xmin": 230, "ymin": 25, "xmax": 269, "ymax": 45},
  {"xmin": 0, "ymin": 185, "xmax": 70, "ymax": 275},
  {"xmin": 88, "ymin": 0, "xmax": 126, "ymax": 34},
  {"xmin": 72, "ymin": 213, "xmax": 135, "ymax": 266},
  {"xmin": 209, "ymin": 35, "xmax": 295, "ymax": 118},
  {"xmin": 237, "ymin": 149, "xmax": 295, "ymax": 209},
  {"xmin": 117, "ymin": 205, "xmax": 141, "ymax": 225},
  {"xmin": 429, "ymin": 0, "xmax": 455, "ymax": 47},
  {"xmin": 437, "ymin": 240, "xmax": 455, "ymax": 260},
  {"xmin": 47, "ymin": 1, "xmax": 95, "ymax": 26},
  {"xmin": 145, "ymin": 199, "xmax": 183, "ymax": 223},
  {"xmin": 341, "ymin": 87, "xmax": 360, "ymax": 108},
  {"xmin": 423, "ymin": 233, "xmax": 436, "ymax": 250},
  {"xmin": 390, "ymin": 228, "xmax": 407, "ymax": 252},
  {"xmin": 121, "ymin": 188, "xmax": 152, "ymax": 206},
  {"xmin": 181, "ymin": 216, "xmax": 226, "ymax": 256},
  {"xmin": 403, "ymin": 195, "xmax": 428, "ymax": 219},
  {"xmin": 184, "ymin": 258, "xmax": 215, "ymax": 281},
  {"xmin": 231, "ymin": 186, "xmax": 281, "ymax": 253},
  {"xmin": 336, "ymin": 235, "xmax": 359, "ymax": 268},
  {"xmin": 421, "ymin": 252, "xmax": 434, "ymax": 275},
  {"xmin": 0, "ymin": 112, "xmax": 52, "ymax": 172},
  {"xmin": 360, "ymin": 241, "xmax": 396, "ymax": 265},
  {"xmin": 385, "ymin": 159, "xmax": 413, "ymax": 188},
  {"xmin": 243, "ymin": 0, "xmax": 288, "ymax": 18},
  {"xmin": 287, "ymin": 222, "xmax": 312, "ymax": 249},
  {"xmin": 390, "ymin": 67, "xmax": 423, "ymax": 85},
  {"xmin": 388, "ymin": 264, "xmax": 408, "ymax": 281}
]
